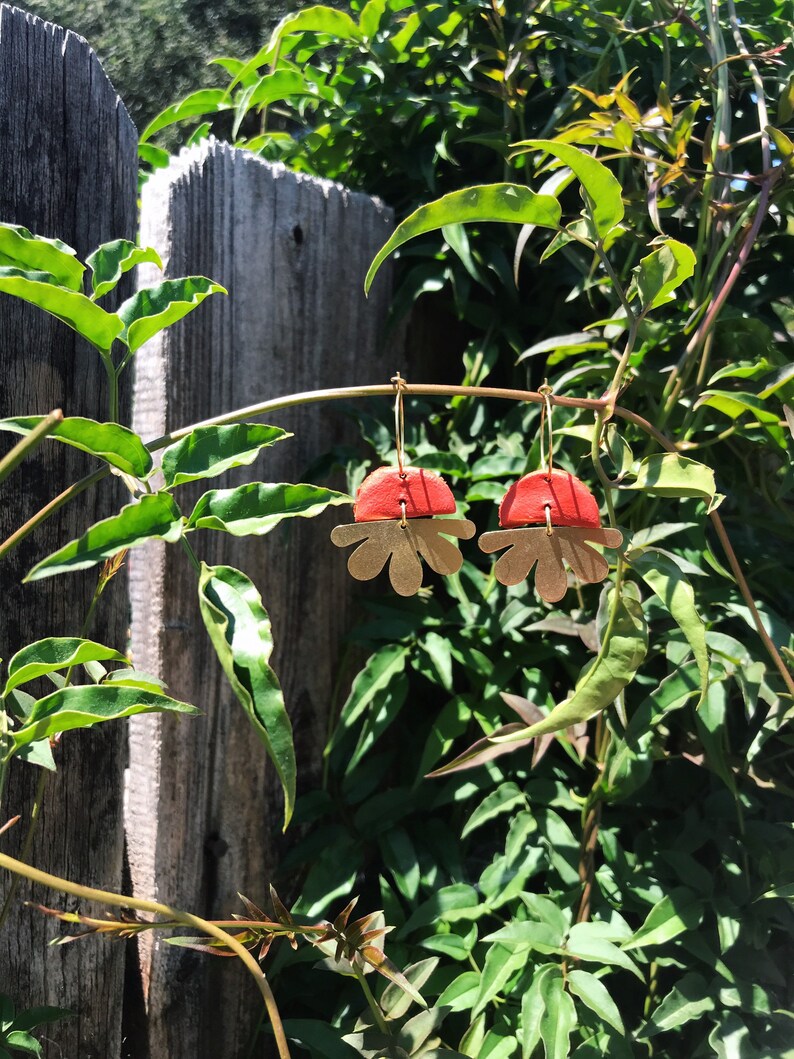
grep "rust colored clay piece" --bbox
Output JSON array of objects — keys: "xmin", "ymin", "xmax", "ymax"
[
  {"xmin": 332, "ymin": 465, "xmax": 475, "ymax": 596},
  {"xmin": 354, "ymin": 466, "xmax": 457, "ymax": 522},
  {"xmin": 480, "ymin": 470, "xmax": 623, "ymax": 602}
]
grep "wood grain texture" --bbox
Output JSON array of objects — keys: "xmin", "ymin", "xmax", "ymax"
[
  {"xmin": 127, "ymin": 140, "xmax": 394, "ymax": 1058},
  {"xmin": 0, "ymin": 6, "xmax": 137, "ymax": 1058}
]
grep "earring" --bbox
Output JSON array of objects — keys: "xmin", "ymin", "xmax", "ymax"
[
  {"xmin": 331, "ymin": 375, "xmax": 475, "ymax": 597},
  {"xmin": 478, "ymin": 385, "xmax": 623, "ymax": 603}
]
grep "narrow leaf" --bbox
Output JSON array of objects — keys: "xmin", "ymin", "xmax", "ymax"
[
  {"xmin": 514, "ymin": 139, "xmax": 624, "ymax": 237},
  {"xmin": 0, "ymin": 223, "xmax": 83, "ymax": 289},
  {"xmin": 198, "ymin": 563, "xmax": 295, "ymax": 829},
  {"xmin": 187, "ymin": 482, "xmax": 350, "ymax": 536},
  {"xmin": 139, "ymin": 89, "xmax": 230, "ymax": 143},
  {"xmin": 629, "ymin": 550, "xmax": 708, "ymax": 705},
  {"xmin": 86, "ymin": 240, "xmax": 163, "ymax": 300},
  {"xmin": 0, "ymin": 268, "xmax": 122, "ymax": 351},
  {"xmin": 12, "ymin": 686, "xmax": 197, "ymax": 748},
  {"xmin": 0, "ymin": 416, "xmax": 152, "ymax": 478},
  {"xmin": 623, "ymin": 888, "xmax": 703, "ymax": 950},
  {"xmin": 567, "ymin": 969, "xmax": 624, "ymax": 1033},
  {"xmin": 5, "ymin": 638, "xmax": 129, "ymax": 695},
  {"xmin": 161, "ymin": 424, "xmax": 291, "ymax": 487},
  {"xmin": 26, "ymin": 492, "xmax": 183, "ymax": 581},
  {"xmin": 365, "ymin": 185, "xmax": 562, "ymax": 292}
]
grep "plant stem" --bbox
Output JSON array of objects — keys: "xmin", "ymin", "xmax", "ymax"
[
  {"xmin": 0, "ymin": 467, "xmax": 106, "ymax": 562},
  {"xmin": 353, "ymin": 963, "xmax": 390, "ymax": 1036},
  {"xmin": 0, "ymin": 849, "xmax": 292, "ymax": 1059},
  {"xmin": 0, "ymin": 410, "xmax": 63, "ymax": 485}
]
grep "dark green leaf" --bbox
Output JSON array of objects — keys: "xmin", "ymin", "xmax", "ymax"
[
  {"xmin": 0, "ymin": 416, "xmax": 153, "ymax": 478},
  {"xmin": 365, "ymin": 185, "xmax": 562, "ymax": 292},
  {"xmin": 0, "ymin": 223, "xmax": 83, "ymax": 289},
  {"xmin": 187, "ymin": 482, "xmax": 350, "ymax": 536},
  {"xmin": 638, "ymin": 973, "xmax": 715, "ymax": 1037},
  {"xmin": 12, "ymin": 686, "xmax": 197, "ymax": 748},
  {"xmin": 198, "ymin": 563, "xmax": 295, "ymax": 829},
  {"xmin": 26, "ymin": 492, "xmax": 183, "ymax": 581},
  {"xmin": 86, "ymin": 240, "xmax": 163, "ymax": 300},
  {"xmin": 118, "ymin": 277, "xmax": 227, "ymax": 355},
  {"xmin": 4, "ymin": 638, "xmax": 129, "ymax": 695},
  {"xmin": 8, "ymin": 1007, "xmax": 70, "ymax": 1033},
  {"xmin": 0, "ymin": 268, "xmax": 122, "ymax": 351},
  {"xmin": 161, "ymin": 424, "xmax": 291, "ymax": 487}
]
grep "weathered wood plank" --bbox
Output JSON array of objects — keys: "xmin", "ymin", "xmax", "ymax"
[
  {"xmin": 127, "ymin": 140, "xmax": 394, "ymax": 1057},
  {"xmin": 0, "ymin": 7, "xmax": 137, "ymax": 1058}
]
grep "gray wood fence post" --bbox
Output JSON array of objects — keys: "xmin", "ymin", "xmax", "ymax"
[
  {"xmin": 127, "ymin": 140, "xmax": 394, "ymax": 1057},
  {"xmin": 0, "ymin": 7, "xmax": 137, "ymax": 1058}
]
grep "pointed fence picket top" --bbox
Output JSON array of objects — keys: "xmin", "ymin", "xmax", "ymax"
[
  {"xmin": 128, "ymin": 140, "xmax": 395, "ymax": 1057},
  {"xmin": 0, "ymin": 6, "xmax": 137, "ymax": 1058}
]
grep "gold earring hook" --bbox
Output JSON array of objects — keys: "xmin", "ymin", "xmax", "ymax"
[
  {"xmin": 391, "ymin": 372, "xmax": 407, "ymax": 478},
  {"xmin": 538, "ymin": 380, "xmax": 554, "ymax": 480}
]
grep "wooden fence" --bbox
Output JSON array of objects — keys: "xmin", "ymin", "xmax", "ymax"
[{"xmin": 0, "ymin": 7, "xmax": 395, "ymax": 1057}]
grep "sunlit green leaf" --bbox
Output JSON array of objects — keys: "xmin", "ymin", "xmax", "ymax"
[
  {"xmin": 638, "ymin": 973, "xmax": 715, "ymax": 1037},
  {"xmin": 161, "ymin": 424, "xmax": 291, "ymax": 487},
  {"xmin": 622, "ymin": 453, "xmax": 716, "ymax": 502},
  {"xmin": 0, "ymin": 416, "xmax": 153, "ymax": 478},
  {"xmin": 86, "ymin": 240, "xmax": 163, "ymax": 300},
  {"xmin": 538, "ymin": 971, "xmax": 577, "ymax": 1059},
  {"xmin": 512, "ymin": 139, "xmax": 624, "ymax": 237},
  {"xmin": 623, "ymin": 888, "xmax": 703, "ymax": 950},
  {"xmin": 365, "ymin": 185, "xmax": 561, "ymax": 293},
  {"xmin": 12, "ymin": 685, "xmax": 197, "ymax": 748},
  {"xmin": 187, "ymin": 482, "xmax": 350, "ymax": 535},
  {"xmin": 26, "ymin": 492, "xmax": 183, "ymax": 581},
  {"xmin": 567, "ymin": 969, "xmax": 624, "ymax": 1033},
  {"xmin": 632, "ymin": 239, "xmax": 696, "ymax": 311},
  {"xmin": 118, "ymin": 277, "xmax": 227, "ymax": 355},
  {"xmin": 628, "ymin": 549, "xmax": 708, "ymax": 705},
  {"xmin": 0, "ymin": 268, "xmax": 122, "ymax": 351},
  {"xmin": 4, "ymin": 638, "xmax": 129, "ymax": 696},
  {"xmin": 0, "ymin": 223, "xmax": 83, "ymax": 289},
  {"xmin": 198, "ymin": 563, "xmax": 295, "ymax": 828},
  {"xmin": 139, "ymin": 89, "xmax": 230, "ymax": 143}
]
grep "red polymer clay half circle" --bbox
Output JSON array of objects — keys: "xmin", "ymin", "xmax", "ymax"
[
  {"xmin": 354, "ymin": 466, "xmax": 457, "ymax": 522},
  {"xmin": 499, "ymin": 469, "xmax": 601, "ymax": 529}
]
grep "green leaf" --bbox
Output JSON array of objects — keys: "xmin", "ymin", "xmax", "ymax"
[
  {"xmin": 483, "ymin": 922, "xmax": 564, "ymax": 954},
  {"xmin": 623, "ymin": 453, "xmax": 716, "ymax": 502},
  {"xmin": 331, "ymin": 644, "xmax": 409, "ymax": 746},
  {"xmin": 197, "ymin": 563, "xmax": 295, "ymax": 829},
  {"xmin": 26, "ymin": 492, "xmax": 183, "ymax": 581},
  {"xmin": 565, "ymin": 924, "xmax": 644, "ymax": 981},
  {"xmin": 12, "ymin": 685, "xmax": 197, "ymax": 748},
  {"xmin": 0, "ymin": 416, "xmax": 153, "ymax": 478},
  {"xmin": 493, "ymin": 590, "xmax": 648, "ymax": 741},
  {"xmin": 137, "ymin": 143, "xmax": 171, "ymax": 169},
  {"xmin": 139, "ymin": 88, "xmax": 230, "ymax": 142},
  {"xmin": 0, "ymin": 268, "xmax": 122, "ymax": 352},
  {"xmin": 637, "ymin": 973, "xmax": 715, "ymax": 1037},
  {"xmin": 513, "ymin": 139, "xmax": 624, "ymax": 237},
  {"xmin": 187, "ymin": 482, "xmax": 350, "ymax": 536},
  {"xmin": 521, "ymin": 966, "xmax": 560, "ymax": 1059},
  {"xmin": 271, "ymin": 4, "xmax": 364, "ymax": 50},
  {"xmin": 282, "ymin": 1019, "xmax": 363, "ymax": 1059},
  {"xmin": 623, "ymin": 888, "xmax": 703, "ymax": 950},
  {"xmin": 628, "ymin": 549, "xmax": 708, "ymax": 705},
  {"xmin": 4, "ymin": 638, "xmax": 129, "ymax": 696},
  {"xmin": 161, "ymin": 424, "xmax": 291, "ymax": 487},
  {"xmin": 401, "ymin": 884, "xmax": 482, "ymax": 935},
  {"xmin": 567, "ymin": 970, "xmax": 624, "ymax": 1033},
  {"xmin": 9, "ymin": 1006, "xmax": 71, "ymax": 1033},
  {"xmin": 473, "ymin": 943, "xmax": 531, "ymax": 1018},
  {"xmin": 86, "ymin": 240, "xmax": 163, "ymax": 300},
  {"xmin": 696, "ymin": 390, "xmax": 780, "ymax": 424},
  {"xmin": 4, "ymin": 1032, "xmax": 42, "ymax": 1057},
  {"xmin": 633, "ymin": 239, "xmax": 696, "ymax": 311},
  {"xmin": 365, "ymin": 185, "xmax": 562, "ymax": 293},
  {"xmin": 232, "ymin": 70, "xmax": 309, "ymax": 139},
  {"xmin": 118, "ymin": 277, "xmax": 227, "ymax": 355},
  {"xmin": 462, "ymin": 783, "xmax": 526, "ymax": 838},
  {"xmin": 0, "ymin": 223, "xmax": 83, "ymax": 289},
  {"xmin": 538, "ymin": 972, "xmax": 577, "ymax": 1059}
]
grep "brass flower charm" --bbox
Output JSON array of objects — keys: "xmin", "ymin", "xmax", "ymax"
[
  {"xmin": 479, "ymin": 469, "xmax": 623, "ymax": 603},
  {"xmin": 330, "ymin": 466, "xmax": 475, "ymax": 596}
]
